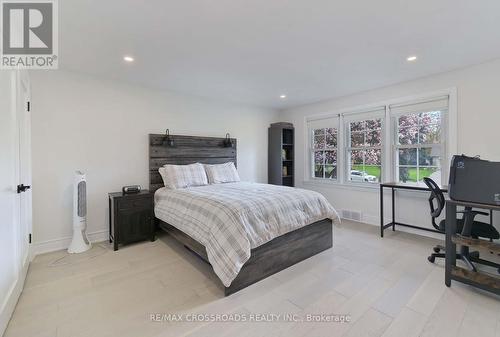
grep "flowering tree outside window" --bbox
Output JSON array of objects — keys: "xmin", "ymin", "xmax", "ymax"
[
  {"xmin": 307, "ymin": 100, "xmax": 447, "ymax": 185},
  {"xmin": 396, "ymin": 111, "xmax": 442, "ymax": 182},
  {"xmin": 347, "ymin": 118, "xmax": 382, "ymax": 183},
  {"xmin": 396, "ymin": 111, "xmax": 442, "ymax": 184},
  {"xmin": 313, "ymin": 128, "xmax": 337, "ymax": 179}
]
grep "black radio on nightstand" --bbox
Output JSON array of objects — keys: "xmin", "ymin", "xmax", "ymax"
[{"xmin": 122, "ymin": 185, "xmax": 141, "ymax": 194}]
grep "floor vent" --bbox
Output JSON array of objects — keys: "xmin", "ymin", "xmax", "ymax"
[{"xmin": 341, "ymin": 210, "xmax": 362, "ymax": 222}]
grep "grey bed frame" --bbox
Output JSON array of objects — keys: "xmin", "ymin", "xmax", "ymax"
[{"xmin": 149, "ymin": 133, "xmax": 333, "ymax": 295}]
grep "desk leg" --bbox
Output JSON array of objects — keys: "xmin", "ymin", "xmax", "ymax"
[
  {"xmin": 445, "ymin": 202, "xmax": 457, "ymax": 287},
  {"xmin": 380, "ymin": 185, "xmax": 384, "ymax": 238},
  {"xmin": 460, "ymin": 206, "xmax": 473, "ymax": 262},
  {"xmin": 108, "ymin": 197, "xmax": 112, "ymax": 243},
  {"xmin": 391, "ymin": 188, "xmax": 395, "ymax": 231}
]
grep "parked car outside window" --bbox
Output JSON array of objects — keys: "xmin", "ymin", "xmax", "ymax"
[{"xmin": 350, "ymin": 170, "xmax": 378, "ymax": 183}]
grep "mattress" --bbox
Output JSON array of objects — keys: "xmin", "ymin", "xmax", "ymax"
[{"xmin": 154, "ymin": 182, "xmax": 339, "ymax": 287}]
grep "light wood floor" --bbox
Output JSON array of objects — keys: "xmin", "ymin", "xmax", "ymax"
[{"xmin": 5, "ymin": 220, "xmax": 500, "ymax": 337}]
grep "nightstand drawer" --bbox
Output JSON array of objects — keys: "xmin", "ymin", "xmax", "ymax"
[{"xmin": 118, "ymin": 198, "xmax": 151, "ymax": 210}]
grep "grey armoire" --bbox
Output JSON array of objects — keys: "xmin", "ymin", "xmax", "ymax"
[{"xmin": 268, "ymin": 122, "xmax": 294, "ymax": 187}]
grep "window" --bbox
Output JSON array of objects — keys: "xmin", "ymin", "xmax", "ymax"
[
  {"xmin": 390, "ymin": 96, "xmax": 448, "ymax": 186},
  {"xmin": 345, "ymin": 109, "xmax": 385, "ymax": 184},
  {"xmin": 304, "ymin": 91, "xmax": 454, "ymax": 187},
  {"xmin": 307, "ymin": 116, "xmax": 338, "ymax": 180},
  {"xmin": 313, "ymin": 127, "xmax": 337, "ymax": 179}
]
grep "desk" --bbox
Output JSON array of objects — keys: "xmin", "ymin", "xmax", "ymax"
[
  {"xmin": 379, "ymin": 182, "xmax": 447, "ymax": 238},
  {"xmin": 445, "ymin": 199, "xmax": 500, "ymax": 295}
]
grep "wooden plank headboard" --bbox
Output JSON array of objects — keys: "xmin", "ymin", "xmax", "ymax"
[{"xmin": 148, "ymin": 134, "xmax": 237, "ymax": 192}]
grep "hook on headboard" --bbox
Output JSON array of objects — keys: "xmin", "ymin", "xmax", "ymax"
[{"xmin": 164, "ymin": 129, "xmax": 174, "ymax": 147}]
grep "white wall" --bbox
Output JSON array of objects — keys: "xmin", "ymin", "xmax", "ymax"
[
  {"xmin": 279, "ymin": 58, "xmax": 500, "ymax": 234},
  {"xmin": 30, "ymin": 70, "xmax": 278, "ymax": 253}
]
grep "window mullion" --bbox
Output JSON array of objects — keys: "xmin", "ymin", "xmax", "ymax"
[
  {"xmin": 323, "ymin": 132, "xmax": 326, "ymax": 178},
  {"xmin": 416, "ymin": 146, "xmax": 420, "ymax": 183}
]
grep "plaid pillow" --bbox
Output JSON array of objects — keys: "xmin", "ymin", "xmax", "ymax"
[
  {"xmin": 204, "ymin": 162, "xmax": 240, "ymax": 184},
  {"xmin": 159, "ymin": 163, "xmax": 208, "ymax": 189}
]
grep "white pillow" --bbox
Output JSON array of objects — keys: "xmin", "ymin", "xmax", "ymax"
[
  {"xmin": 158, "ymin": 163, "xmax": 208, "ymax": 189},
  {"xmin": 204, "ymin": 162, "xmax": 240, "ymax": 184}
]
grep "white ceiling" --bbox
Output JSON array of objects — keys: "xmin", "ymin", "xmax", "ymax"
[{"xmin": 60, "ymin": 0, "xmax": 500, "ymax": 109}]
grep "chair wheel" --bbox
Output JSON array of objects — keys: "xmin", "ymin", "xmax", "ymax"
[
  {"xmin": 428, "ymin": 256, "xmax": 435, "ymax": 263},
  {"xmin": 433, "ymin": 247, "xmax": 440, "ymax": 253}
]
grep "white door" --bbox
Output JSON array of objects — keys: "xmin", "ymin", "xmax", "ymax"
[
  {"xmin": 15, "ymin": 72, "xmax": 32, "ymax": 270},
  {"xmin": 0, "ymin": 70, "xmax": 32, "ymax": 335}
]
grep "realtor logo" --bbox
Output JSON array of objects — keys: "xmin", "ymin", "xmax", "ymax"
[{"xmin": 1, "ymin": 0, "xmax": 58, "ymax": 69}]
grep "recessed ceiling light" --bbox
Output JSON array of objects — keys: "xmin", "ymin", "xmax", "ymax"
[
  {"xmin": 407, "ymin": 55, "xmax": 417, "ymax": 62},
  {"xmin": 280, "ymin": 94, "xmax": 287, "ymax": 99},
  {"xmin": 123, "ymin": 56, "xmax": 134, "ymax": 62}
]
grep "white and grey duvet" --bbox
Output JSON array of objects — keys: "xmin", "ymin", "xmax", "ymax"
[{"xmin": 154, "ymin": 182, "xmax": 339, "ymax": 287}]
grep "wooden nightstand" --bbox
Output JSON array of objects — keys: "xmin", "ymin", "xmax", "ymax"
[{"xmin": 108, "ymin": 190, "xmax": 155, "ymax": 251}]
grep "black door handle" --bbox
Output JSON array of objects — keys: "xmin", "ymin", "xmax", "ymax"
[{"xmin": 17, "ymin": 184, "xmax": 31, "ymax": 193}]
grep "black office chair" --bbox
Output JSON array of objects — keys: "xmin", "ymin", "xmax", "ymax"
[{"xmin": 423, "ymin": 177, "xmax": 500, "ymax": 271}]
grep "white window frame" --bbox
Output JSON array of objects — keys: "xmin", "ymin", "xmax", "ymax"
[
  {"xmin": 343, "ymin": 108, "xmax": 386, "ymax": 186},
  {"xmin": 389, "ymin": 96, "xmax": 451, "ymax": 186},
  {"xmin": 311, "ymin": 128, "xmax": 338, "ymax": 181},
  {"xmin": 303, "ymin": 88, "xmax": 457, "ymax": 189},
  {"xmin": 306, "ymin": 115, "xmax": 340, "ymax": 182},
  {"xmin": 391, "ymin": 110, "xmax": 447, "ymax": 185}
]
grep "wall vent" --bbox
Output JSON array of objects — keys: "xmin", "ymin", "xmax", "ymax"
[{"xmin": 341, "ymin": 209, "xmax": 362, "ymax": 222}]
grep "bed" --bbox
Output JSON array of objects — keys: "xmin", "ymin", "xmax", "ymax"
[{"xmin": 149, "ymin": 133, "xmax": 339, "ymax": 295}]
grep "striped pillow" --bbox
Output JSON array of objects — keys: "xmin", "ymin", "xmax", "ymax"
[
  {"xmin": 204, "ymin": 162, "xmax": 240, "ymax": 184},
  {"xmin": 159, "ymin": 163, "xmax": 208, "ymax": 189}
]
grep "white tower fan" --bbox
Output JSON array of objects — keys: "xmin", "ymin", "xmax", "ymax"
[{"xmin": 68, "ymin": 171, "xmax": 92, "ymax": 253}]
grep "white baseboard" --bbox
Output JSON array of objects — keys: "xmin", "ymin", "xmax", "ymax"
[
  {"xmin": 0, "ymin": 259, "xmax": 29, "ymax": 337},
  {"xmin": 31, "ymin": 230, "xmax": 109, "ymax": 257}
]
